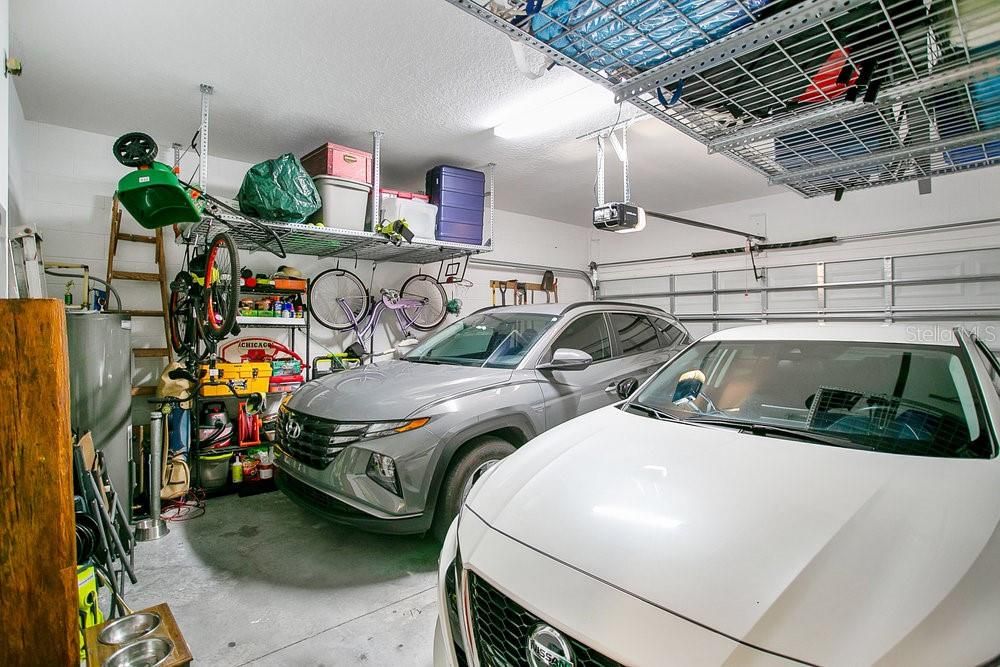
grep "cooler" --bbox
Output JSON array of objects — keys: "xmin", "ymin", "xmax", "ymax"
[{"xmin": 426, "ymin": 166, "xmax": 486, "ymax": 245}]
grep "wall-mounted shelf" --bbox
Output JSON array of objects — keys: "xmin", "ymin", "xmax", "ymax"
[
  {"xmin": 236, "ymin": 316, "xmax": 308, "ymax": 328},
  {"xmin": 183, "ymin": 214, "xmax": 493, "ymax": 264},
  {"xmin": 445, "ymin": 0, "xmax": 1000, "ymax": 197}
]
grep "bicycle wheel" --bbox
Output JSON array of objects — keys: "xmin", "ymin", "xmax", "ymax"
[
  {"xmin": 399, "ymin": 274, "xmax": 448, "ymax": 331},
  {"xmin": 309, "ymin": 268, "xmax": 370, "ymax": 331},
  {"xmin": 202, "ymin": 232, "xmax": 241, "ymax": 340}
]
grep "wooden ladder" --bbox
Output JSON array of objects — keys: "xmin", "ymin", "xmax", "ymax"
[{"xmin": 106, "ymin": 195, "xmax": 172, "ymax": 397}]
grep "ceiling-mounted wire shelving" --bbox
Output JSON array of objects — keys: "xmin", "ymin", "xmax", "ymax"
[{"xmin": 446, "ymin": 0, "xmax": 1000, "ymax": 197}]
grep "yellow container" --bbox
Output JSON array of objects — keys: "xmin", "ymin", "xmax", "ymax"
[{"xmin": 199, "ymin": 362, "xmax": 272, "ymax": 396}]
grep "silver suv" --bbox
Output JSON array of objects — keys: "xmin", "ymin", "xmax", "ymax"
[{"xmin": 274, "ymin": 301, "xmax": 689, "ymax": 539}]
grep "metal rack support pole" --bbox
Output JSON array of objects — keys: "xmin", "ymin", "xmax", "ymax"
[
  {"xmin": 198, "ymin": 83, "xmax": 213, "ymax": 192},
  {"xmin": 371, "ymin": 130, "xmax": 383, "ymax": 233}
]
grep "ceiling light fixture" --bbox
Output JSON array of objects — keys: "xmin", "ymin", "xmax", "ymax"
[{"xmin": 492, "ymin": 81, "xmax": 614, "ymax": 139}]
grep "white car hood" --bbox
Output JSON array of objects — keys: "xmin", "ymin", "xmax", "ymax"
[{"xmin": 467, "ymin": 406, "xmax": 1000, "ymax": 666}]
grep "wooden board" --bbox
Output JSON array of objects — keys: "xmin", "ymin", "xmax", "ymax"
[
  {"xmin": 84, "ymin": 603, "xmax": 192, "ymax": 667},
  {"xmin": 0, "ymin": 299, "xmax": 78, "ymax": 665}
]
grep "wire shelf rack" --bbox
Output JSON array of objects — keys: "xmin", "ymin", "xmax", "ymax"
[
  {"xmin": 182, "ymin": 215, "xmax": 493, "ymax": 265},
  {"xmin": 446, "ymin": 0, "xmax": 1000, "ymax": 197}
]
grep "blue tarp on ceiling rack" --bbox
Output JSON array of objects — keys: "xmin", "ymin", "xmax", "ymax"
[{"xmin": 528, "ymin": 0, "xmax": 778, "ymax": 76}]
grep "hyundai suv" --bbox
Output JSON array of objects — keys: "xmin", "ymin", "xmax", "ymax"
[{"xmin": 274, "ymin": 301, "xmax": 689, "ymax": 539}]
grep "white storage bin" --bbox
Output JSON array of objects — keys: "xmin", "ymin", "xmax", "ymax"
[
  {"xmin": 381, "ymin": 195, "xmax": 438, "ymax": 240},
  {"xmin": 312, "ymin": 175, "xmax": 371, "ymax": 231}
]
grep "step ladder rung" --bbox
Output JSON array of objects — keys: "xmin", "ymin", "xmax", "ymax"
[
  {"xmin": 131, "ymin": 386, "xmax": 157, "ymax": 397},
  {"xmin": 116, "ymin": 233, "xmax": 157, "ymax": 244},
  {"xmin": 133, "ymin": 347, "xmax": 170, "ymax": 358},
  {"xmin": 111, "ymin": 270, "xmax": 160, "ymax": 282}
]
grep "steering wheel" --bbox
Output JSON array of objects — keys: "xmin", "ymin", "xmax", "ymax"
[{"xmin": 113, "ymin": 132, "xmax": 158, "ymax": 167}]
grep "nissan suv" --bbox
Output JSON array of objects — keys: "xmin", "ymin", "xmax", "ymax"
[{"xmin": 274, "ymin": 301, "xmax": 689, "ymax": 539}]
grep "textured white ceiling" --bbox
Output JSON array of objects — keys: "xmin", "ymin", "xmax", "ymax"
[{"xmin": 11, "ymin": 0, "xmax": 775, "ymax": 225}]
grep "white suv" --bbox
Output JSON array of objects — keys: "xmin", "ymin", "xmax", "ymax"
[{"xmin": 435, "ymin": 323, "xmax": 1000, "ymax": 667}]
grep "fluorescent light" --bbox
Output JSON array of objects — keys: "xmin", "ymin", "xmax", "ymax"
[{"xmin": 493, "ymin": 81, "xmax": 615, "ymax": 139}]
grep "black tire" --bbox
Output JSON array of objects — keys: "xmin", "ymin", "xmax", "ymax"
[
  {"xmin": 202, "ymin": 232, "xmax": 241, "ymax": 340},
  {"xmin": 113, "ymin": 132, "xmax": 158, "ymax": 167},
  {"xmin": 431, "ymin": 436, "xmax": 515, "ymax": 542},
  {"xmin": 309, "ymin": 268, "xmax": 370, "ymax": 331},
  {"xmin": 168, "ymin": 288, "xmax": 189, "ymax": 354},
  {"xmin": 399, "ymin": 274, "xmax": 448, "ymax": 331}
]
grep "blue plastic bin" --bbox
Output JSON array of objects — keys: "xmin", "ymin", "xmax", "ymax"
[{"xmin": 426, "ymin": 166, "xmax": 485, "ymax": 245}]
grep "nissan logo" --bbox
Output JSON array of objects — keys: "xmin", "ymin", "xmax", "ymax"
[
  {"xmin": 285, "ymin": 419, "xmax": 302, "ymax": 439},
  {"xmin": 527, "ymin": 624, "xmax": 575, "ymax": 667}
]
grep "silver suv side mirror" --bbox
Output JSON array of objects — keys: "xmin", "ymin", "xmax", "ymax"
[{"xmin": 537, "ymin": 348, "xmax": 594, "ymax": 372}]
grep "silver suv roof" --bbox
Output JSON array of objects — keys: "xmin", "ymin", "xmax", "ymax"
[{"xmin": 475, "ymin": 301, "xmax": 668, "ymax": 317}]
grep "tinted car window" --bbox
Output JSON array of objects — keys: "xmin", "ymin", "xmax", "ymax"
[
  {"xmin": 611, "ymin": 313, "xmax": 660, "ymax": 356},
  {"xmin": 631, "ymin": 340, "xmax": 991, "ymax": 458},
  {"xmin": 653, "ymin": 317, "xmax": 686, "ymax": 348},
  {"xmin": 550, "ymin": 314, "xmax": 611, "ymax": 362},
  {"xmin": 405, "ymin": 312, "xmax": 559, "ymax": 368}
]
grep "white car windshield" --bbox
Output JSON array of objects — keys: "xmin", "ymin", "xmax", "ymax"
[
  {"xmin": 630, "ymin": 339, "xmax": 993, "ymax": 458},
  {"xmin": 404, "ymin": 312, "xmax": 560, "ymax": 368}
]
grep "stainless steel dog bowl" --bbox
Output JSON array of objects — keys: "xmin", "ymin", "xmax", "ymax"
[
  {"xmin": 98, "ymin": 612, "xmax": 162, "ymax": 645},
  {"xmin": 103, "ymin": 637, "xmax": 174, "ymax": 667}
]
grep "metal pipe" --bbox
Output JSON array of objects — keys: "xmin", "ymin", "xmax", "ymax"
[
  {"xmin": 149, "ymin": 412, "xmax": 164, "ymax": 520},
  {"xmin": 644, "ymin": 209, "xmax": 767, "ymax": 241}
]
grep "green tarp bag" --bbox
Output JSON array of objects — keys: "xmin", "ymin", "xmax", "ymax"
[{"xmin": 236, "ymin": 154, "xmax": 321, "ymax": 224}]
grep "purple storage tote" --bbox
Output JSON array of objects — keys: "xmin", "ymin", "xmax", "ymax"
[{"xmin": 426, "ymin": 165, "xmax": 486, "ymax": 245}]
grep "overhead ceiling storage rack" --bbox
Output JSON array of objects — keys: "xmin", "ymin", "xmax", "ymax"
[
  {"xmin": 445, "ymin": 0, "xmax": 1000, "ymax": 197},
  {"xmin": 180, "ymin": 86, "xmax": 495, "ymax": 262}
]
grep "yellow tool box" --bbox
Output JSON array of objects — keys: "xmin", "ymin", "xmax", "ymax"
[{"xmin": 199, "ymin": 362, "xmax": 272, "ymax": 396}]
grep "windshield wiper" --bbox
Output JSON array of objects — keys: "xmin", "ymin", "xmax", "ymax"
[
  {"xmin": 403, "ymin": 356, "xmax": 443, "ymax": 365},
  {"xmin": 625, "ymin": 402, "xmax": 683, "ymax": 422},
  {"xmin": 682, "ymin": 417, "xmax": 874, "ymax": 450}
]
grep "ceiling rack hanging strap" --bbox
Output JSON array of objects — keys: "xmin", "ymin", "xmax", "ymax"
[{"xmin": 611, "ymin": 0, "xmax": 869, "ymax": 103}]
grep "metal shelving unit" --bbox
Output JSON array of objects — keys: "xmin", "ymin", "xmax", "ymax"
[
  {"xmin": 445, "ymin": 0, "xmax": 1000, "ymax": 197},
  {"xmin": 179, "ymin": 104, "xmax": 496, "ymax": 262},
  {"xmin": 185, "ymin": 213, "xmax": 494, "ymax": 264}
]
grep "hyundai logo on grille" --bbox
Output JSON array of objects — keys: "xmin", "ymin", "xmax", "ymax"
[
  {"xmin": 285, "ymin": 419, "xmax": 302, "ymax": 440},
  {"xmin": 528, "ymin": 624, "xmax": 575, "ymax": 667}
]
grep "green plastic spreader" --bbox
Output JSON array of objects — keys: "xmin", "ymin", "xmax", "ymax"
[{"xmin": 116, "ymin": 162, "xmax": 202, "ymax": 229}]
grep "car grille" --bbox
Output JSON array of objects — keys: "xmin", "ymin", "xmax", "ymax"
[
  {"xmin": 468, "ymin": 572, "xmax": 620, "ymax": 667},
  {"xmin": 276, "ymin": 409, "xmax": 365, "ymax": 469}
]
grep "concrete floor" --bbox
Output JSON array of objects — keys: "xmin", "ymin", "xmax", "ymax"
[{"xmin": 128, "ymin": 490, "xmax": 440, "ymax": 666}]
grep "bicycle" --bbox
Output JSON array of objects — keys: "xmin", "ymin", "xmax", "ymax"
[
  {"xmin": 308, "ymin": 269, "xmax": 447, "ymax": 356},
  {"xmin": 114, "ymin": 131, "xmax": 288, "ymax": 347}
]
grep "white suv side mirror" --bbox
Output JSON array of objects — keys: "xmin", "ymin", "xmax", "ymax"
[{"xmin": 537, "ymin": 348, "xmax": 594, "ymax": 372}]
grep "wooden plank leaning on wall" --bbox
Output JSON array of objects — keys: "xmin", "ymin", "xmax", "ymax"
[{"xmin": 0, "ymin": 299, "xmax": 78, "ymax": 664}]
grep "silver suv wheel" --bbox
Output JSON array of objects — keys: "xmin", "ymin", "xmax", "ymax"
[{"xmin": 462, "ymin": 459, "xmax": 501, "ymax": 504}]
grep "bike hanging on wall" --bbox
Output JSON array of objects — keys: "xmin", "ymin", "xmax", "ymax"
[{"xmin": 308, "ymin": 268, "xmax": 447, "ymax": 358}]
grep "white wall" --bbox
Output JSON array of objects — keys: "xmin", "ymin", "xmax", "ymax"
[
  {"xmin": 10, "ymin": 120, "xmax": 593, "ymax": 387},
  {"xmin": 0, "ymin": 0, "xmax": 11, "ymax": 294}
]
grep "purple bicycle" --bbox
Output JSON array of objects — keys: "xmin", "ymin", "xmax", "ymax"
[{"xmin": 308, "ymin": 268, "xmax": 447, "ymax": 354}]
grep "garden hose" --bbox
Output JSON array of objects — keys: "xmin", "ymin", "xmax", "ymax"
[{"xmin": 44, "ymin": 269, "xmax": 123, "ymax": 311}]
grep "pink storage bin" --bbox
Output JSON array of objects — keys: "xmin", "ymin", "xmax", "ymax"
[{"xmin": 301, "ymin": 142, "xmax": 372, "ymax": 184}]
